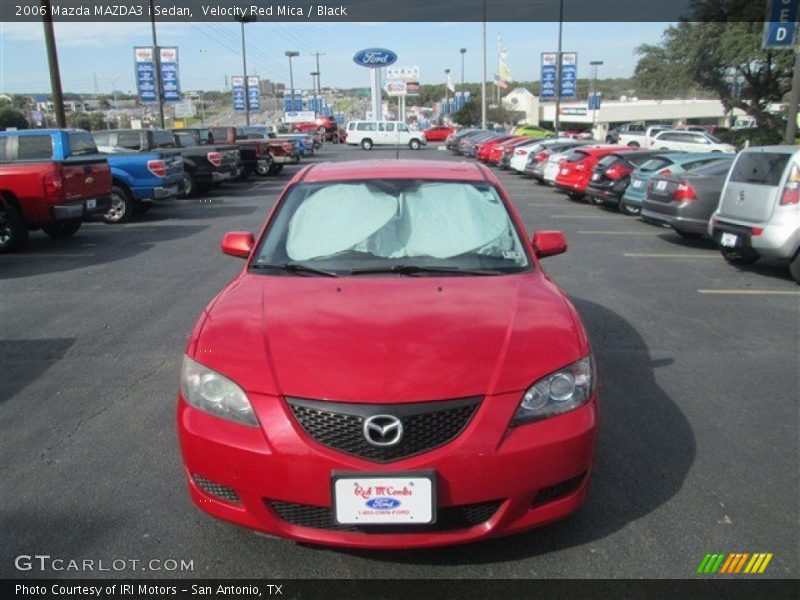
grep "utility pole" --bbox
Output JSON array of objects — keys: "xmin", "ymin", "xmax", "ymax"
[
  {"xmin": 554, "ymin": 0, "xmax": 564, "ymax": 135},
  {"xmin": 237, "ymin": 16, "xmax": 256, "ymax": 126},
  {"xmin": 41, "ymin": 0, "xmax": 66, "ymax": 127},
  {"xmin": 460, "ymin": 48, "xmax": 467, "ymax": 89},
  {"xmin": 285, "ymin": 51, "xmax": 299, "ymax": 112},
  {"xmin": 590, "ymin": 60, "xmax": 603, "ymax": 135},
  {"xmin": 785, "ymin": 26, "xmax": 800, "ymax": 144},
  {"xmin": 310, "ymin": 72, "xmax": 319, "ymax": 113},
  {"xmin": 481, "ymin": 0, "xmax": 487, "ymax": 129},
  {"xmin": 312, "ymin": 52, "xmax": 325, "ymax": 103},
  {"xmin": 445, "ymin": 68, "xmax": 450, "ymax": 123},
  {"xmin": 149, "ymin": 0, "xmax": 165, "ymax": 128}
]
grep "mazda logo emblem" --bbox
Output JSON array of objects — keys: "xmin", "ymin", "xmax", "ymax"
[{"xmin": 363, "ymin": 415, "xmax": 403, "ymax": 447}]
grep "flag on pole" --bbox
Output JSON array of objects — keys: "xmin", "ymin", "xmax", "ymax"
[
  {"xmin": 446, "ymin": 71, "xmax": 455, "ymax": 93},
  {"xmin": 498, "ymin": 36, "xmax": 512, "ymax": 84},
  {"xmin": 494, "ymin": 74, "xmax": 509, "ymax": 89}
]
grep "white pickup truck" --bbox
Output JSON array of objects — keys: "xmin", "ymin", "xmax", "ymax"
[{"xmin": 608, "ymin": 123, "xmax": 673, "ymax": 148}]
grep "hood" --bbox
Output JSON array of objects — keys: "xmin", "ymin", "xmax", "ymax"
[{"xmin": 194, "ymin": 273, "xmax": 583, "ymax": 403}]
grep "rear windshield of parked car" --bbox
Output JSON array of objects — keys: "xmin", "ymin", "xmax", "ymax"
[
  {"xmin": 68, "ymin": 132, "xmax": 98, "ymax": 156},
  {"xmin": 638, "ymin": 157, "xmax": 673, "ymax": 172},
  {"xmin": 153, "ymin": 130, "xmax": 177, "ymax": 148},
  {"xmin": 17, "ymin": 135, "xmax": 53, "ymax": 160},
  {"xmin": 686, "ymin": 158, "xmax": 734, "ymax": 177},
  {"xmin": 174, "ymin": 132, "xmax": 198, "ymax": 147},
  {"xmin": 729, "ymin": 152, "xmax": 792, "ymax": 186}
]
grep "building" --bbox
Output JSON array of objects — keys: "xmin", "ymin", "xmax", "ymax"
[{"xmin": 501, "ymin": 87, "xmax": 541, "ymax": 125}]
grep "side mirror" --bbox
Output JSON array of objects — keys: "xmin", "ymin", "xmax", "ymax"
[
  {"xmin": 221, "ymin": 232, "xmax": 255, "ymax": 259},
  {"xmin": 532, "ymin": 231, "xmax": 568, "ymax": 258}
]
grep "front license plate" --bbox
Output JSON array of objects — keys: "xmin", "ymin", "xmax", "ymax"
[
  {"xmin": 721, "ymin": 232, "xmax": 738, "ymax": 247},
  {"xmin": 632, "ymin": 179, "xmax": 643, "ymax": 188},
  {"xmin": 592, "ymin": 173, "xmax": 601, "ymax": 181},
  {"xmin": 86, "ymin": 198, "xmax": 96, "ymax": 209},
  {"xmin": 332, "ymin": 472, "xmax": 436, "ymax": 525},
  {"xmin": 656, "ymin": 180, "xmax": 668, "ymax": 191}
]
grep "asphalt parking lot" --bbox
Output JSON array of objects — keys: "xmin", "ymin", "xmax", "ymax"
[{"xmin": 1, "ymin": 143, "xmax": 798, "ymax": 579}]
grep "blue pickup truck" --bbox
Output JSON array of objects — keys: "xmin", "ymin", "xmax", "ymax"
[{"xmin": 7, "ymin": 129, "xmax": 183, "ymax": 224}]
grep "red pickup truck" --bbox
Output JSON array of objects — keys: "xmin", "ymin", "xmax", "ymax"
[
  {"xmin": 208, "ymin": 126, "xmax": 299, "ymax": 176},
  {"xmin": 0, "ymin": 129, "xmax": 112, "ymax": 252}
]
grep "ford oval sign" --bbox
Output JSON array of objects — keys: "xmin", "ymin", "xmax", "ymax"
[
  {"xmin": 366, "ymin": 498, "xmax": 401, "ymax": 509},
  {"xmin": 353, "ymin": 48, "xmax": 398, "ymax": 68}
]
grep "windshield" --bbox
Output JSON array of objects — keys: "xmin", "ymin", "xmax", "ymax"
[
  {"xmin": 68, "ymin": 132, "xmax": 98, "ymax": 156},
  {"xmin": 252, "ymin": 180, "xmax": 531, "ymax": 275}
]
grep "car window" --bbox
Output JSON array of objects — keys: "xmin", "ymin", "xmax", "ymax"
[
  {"xmin": 562, "ymin": 149, "xmax": 589, "ymax": 162},
  {"xmin": 209, "ymin": 127, "xmax": 228, "ymax": 142},
  {"xmin": 117, "ymin": 132, "xmax": 142, "ymax": 150},
  {"xmin": 347, "ymin": 122, "xmax": 356, "ymax": 131},
  {"xmin": 386, "ymin": 123, "xmax": 395, "ymax": 132},
  {"xmin": 707, "ymin": 133, "xmax": 722, "ymax": 143},
  {"xmin": 729, "ymin": 152, "xmax": 792, "ymax": 187},
  {"xmin": 68, "ymin": 132, "xmax": 98, "ymax": 156},
  {"xmin": 398, "ymin": 123, "xmax": 409, "ymax": 132},
  {"xmin": 638, "ymin": 157, "xmax": 672, "ymax": 172},
  {"xmin": 93, "ymin": 132, "xmax": 111, "ymax": 146},
  {"xmin": 357, "ymin": 122, "xmax": 376, "ymax": 131},
  {"xmin": 378, "ymin": 123, "xmax": 386, "ymax": 132},
  {"xmin": 683, "ymin": 157, "xmax": 720, "ymax": 170},
  {"xmin": 17, "ymin": 135, "xmax": 53, "ymax": 160},
  {"xmin": 253, "ymin": 180, "xmax": 531, "ymax": 274},
  {"xmin": 598, "ymin": 155, "xmax": 621, "ymax": 167},
  {"xmin": 152, "ymin": 130, "xmax": 176, "ymax": 148},
  {"xmin": 690, "ymin": 134, "xmax": 710, "ymax": 144},
  {"xmin": 174, "ymin": 132, "xmax": 198, "ymax": 147},
  {"xmin": 686, "ymin": 159, "xmax": 734, "ymax": 176}
]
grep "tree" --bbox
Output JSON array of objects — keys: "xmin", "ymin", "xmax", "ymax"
[
  {"xmin": 633, "ymin": 1, "xmax": 793, "ymax": 130},
  {"xmin": 0, "ymin": 108, "xmax": 29, "ymax": 130},
  {"xmin": 66, "ymin": 111, "xmax": 108, "ymax": 131}
]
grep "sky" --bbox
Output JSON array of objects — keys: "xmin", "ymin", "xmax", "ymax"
[{"xmin": 0, "ymin": 21, "xmax": 672, "ymax": 95}]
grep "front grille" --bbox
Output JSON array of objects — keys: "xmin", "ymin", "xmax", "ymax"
[
  {"xmin": 531, "ymin": 472, "xmax": 587, "ymax": 506},
  {"xmin": 287, "ymin": 397, "xmax": 481, "ymax": 463},
  {"xmin": 192, "ymin": 474, "xmax": 240, "ymax": 504},
  {"xmin": 266, "ymin": 499, "xmax": 502, "ymax": 533}
]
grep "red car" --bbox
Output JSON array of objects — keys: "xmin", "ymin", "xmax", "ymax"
[
  {"xmin": 476, "ymin": 135, "xmax": 516, "ymax": 162},
  {"xmin": 487, "ymin": 136, "xmax": 530, "ymax": 166},
  {"xmin": 178, "ymin": 160, "xmax": 598, "ymax": 549},
  {"xmin": 423, "ymin": 126, "xmax": 456, "ymax": 142},
  {"xmin": 554, "ymin": 145, "xmax": 632, "ymax": 199}
]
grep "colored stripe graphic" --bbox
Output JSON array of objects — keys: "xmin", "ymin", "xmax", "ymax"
[
  {"xmin": 697, "ymin": 554, "xmax": 712, "ymax": 574},
  {"xmin": 758, "ymin": 554, "xmax": 773, "ymax": 573},
  {"xmin": 711, "ymin": 554, "xmax": 726, "ymax": 573},
  {"xmin": 698, "ymin": 552, "xmax": 773, "ymax": 574},
  {"xmin": 734, "ymin": 553, "xmax": 750, "ymax": 573}
]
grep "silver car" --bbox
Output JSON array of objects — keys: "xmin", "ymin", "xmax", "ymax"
[{"xmin": 709, "ymin": 146, "xmax": 800, "ymax": 282}]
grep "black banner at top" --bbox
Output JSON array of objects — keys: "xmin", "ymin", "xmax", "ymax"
[{"xmin": 0, "ymin": 0, "xmax": 773, "ymax": 22}]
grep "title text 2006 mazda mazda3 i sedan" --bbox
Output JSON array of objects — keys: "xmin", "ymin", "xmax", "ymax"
[{"xmin": 177, "ymin": 160, "xmax": 598, "ymax": 548}]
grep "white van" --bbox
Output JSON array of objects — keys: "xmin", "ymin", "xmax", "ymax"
[
  {"xmin": 651, "ymin": 130, "xmax": 736, "ymax": 153},
  {"xmin": 345, "ymin": 120, "xmax": 426, "ymax": 150}
]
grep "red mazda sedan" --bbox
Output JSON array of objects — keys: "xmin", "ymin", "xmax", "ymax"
[{"xmin": 178, "ymin": 160, "xmax": 599, "ymax": 548}]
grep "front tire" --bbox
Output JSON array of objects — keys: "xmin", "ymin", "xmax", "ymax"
[
  {"xmin": 409, "ymin": 139, "xmax": 421, "ymax": 150},
  {"xmin": 180, "ymin": 172, "xmax": 196, "ymax": 198},
  {"xmin": 620, "ymin": 199, "xmax": 641, "ymax": 216},
  {"xmin": 361, "ymin": 138, "xmax": 373, "ymax": 150},
  {"xmin": 789, "ymin": 252, "xmax": 800, "ymax": 284},
  {"xmin": 0, "ymin": 202, "xmax": 29, "ymax": 253},
  {"xmin": 41, "ymin": 219, "xmax": 82, "ymax": 238},
  {"xmin": 267, "ymin": 163, "xmax": 284, "ymax": 176},
  {"xmin": 103, "ymin": 186, "xmax": 133, "ymax": 224}
]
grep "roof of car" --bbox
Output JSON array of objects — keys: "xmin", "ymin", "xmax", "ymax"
[
  {"xmin": 297, "ymin": 160, "xmax": 492, "ymax": 183},
  {"xmin": 740, "ymin": 145, "xmax": 799, "ymax": 154},
  {"xmin": 0, "ymin": 128, "xmax": 84, "ymax": 136}
]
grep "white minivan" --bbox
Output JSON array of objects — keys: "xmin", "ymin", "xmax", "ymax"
[
  {"xmin": 345, "ymin": 120, "xmax": 426, "ymax": 150},
  {"xmin": 650, "ymin": 130, "xmax": 736, "ymax": 153}
]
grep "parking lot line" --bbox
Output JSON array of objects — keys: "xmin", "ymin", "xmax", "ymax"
[
  {"xmin": 1, "ymin": 253, "xmax": 96, "ymax": 258},
  {"xmin": 624, "ymin": 253, "xmax": 718, "ymax": 259},
  {"xmin": 697, "ymin": 289, "xmax": 800, "ymax": 296}
]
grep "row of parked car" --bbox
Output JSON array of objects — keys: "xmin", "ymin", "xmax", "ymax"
[
  {"xmin": 445, "ymin": 128, "xmax": 800, "ymax": 283},
  {"xmin": 0, "ymin": 125, "xmax": 318, "ymax": 252}
]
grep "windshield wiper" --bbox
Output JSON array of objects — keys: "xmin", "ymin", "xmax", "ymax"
[
  {"xmin": 250, "ymin": 262, "xmax": 338, "ymax": 277},
  {"xmin": 349, "ymin": 265, "xmax": 502, "ymax": 276}
]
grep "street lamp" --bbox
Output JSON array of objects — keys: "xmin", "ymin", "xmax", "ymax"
[
  {"xmin": 460, "ymin": 48, "xmax": 467, "ymax": 89},
  {"xmin": 310, "ymin": 71, "xmax": 319, "ymax": 114},
  {"xmin": 236, "ymin": 15, "xmax": 256, "ymax": 126},
  {"xmin": 285, "ymin": 51, "xmax": 299, "ymax": 113},
  {"xmin": 444, "ymin": 68, "xmax": 451, "ymax": 123},
  {"xmin": 589, "ymin": 60, "xmax": 603, "ymax": 134}
]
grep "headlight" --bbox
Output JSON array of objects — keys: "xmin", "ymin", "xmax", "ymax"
[
  {"xmin": 512, "ymin": 356, "xmax": 594, "ymax": 426},
  {"xmin": 180, "ymin": 356, "xmax": 259, "ymax": 427}
]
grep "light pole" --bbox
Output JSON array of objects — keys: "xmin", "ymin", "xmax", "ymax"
[
  {"xmin": 310, "ymin": 71, "xmax": 319, "ymax": 114},
  {"xmin": 149, "ymin": 0, "xmax": 165, "ymax": 128},
  {"xmin": 444, "ymin": 68, "xmax": 451, "ymax": 123},
  {"xmin": 554, "ymin": 0, "xmax": 564, "ymax": 135},
  {"xmin": 589, "ymin": 60, "xmax": 603, "ymax": 134},
  {"xmin": 481, "ymin": 0, "xmax": 487, "ymax": 129},
  {"xmin": 460, "ymin": 48, "xmax": 467, "ymax": 88},
  {"xmin": 236, "ymin": 15, "xmax": 256, "ymax": 126},
  {"xmin": 285, "ymin": 51, "xmax": 299, "ymax": 113}
]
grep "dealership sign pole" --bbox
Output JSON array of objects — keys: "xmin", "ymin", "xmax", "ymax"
[
  {"xmin": 353, "ymin": 48, "xmax": 397, "ymax": 121},
  {"xmin": 761, "ymin": 0, "xmax": 800, "ymax": 142}
]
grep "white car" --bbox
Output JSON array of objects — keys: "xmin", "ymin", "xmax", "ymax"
[
  {"xmin": 618, "ymin": 124, "xmax": 673, "ymax": 148},
  {"xmin": 543, "ymin": 151, "xmax": 570, "ymax": 184},
  {"xmin": 509, "ymin": 139, "xmax": 571, "ymax": 173},
  {"xmin": 650, "ymin": 130, "xmax": 736, "ymax": 153},
  {"xmin": 345, "ymin": 120, "xmax": 426, "ymax": 150}
]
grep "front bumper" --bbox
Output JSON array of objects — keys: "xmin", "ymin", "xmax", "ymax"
[
  {"xmin": 53, "ymin": 196, "xmax": 112, "ymax": 220},
  {"xmin": 178, "ymin": 390, "xmax": 598, "ymax": 548}
]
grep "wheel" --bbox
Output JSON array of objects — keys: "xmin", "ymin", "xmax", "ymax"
[
  {"xmin": 361, "ymin": 138, "xmax": 373, "ymax": 150},
  {"xmin": 256, "ymin": 161, "xmax": 272, "ymax": 176},
  {"xmin": 619, "ymin": 199, "xmax": 641, "ymax": 216},
  {"xmin": 627, "ymin": 141, "xmax": 640, "ymax": 148},
  {"xmin": 180, "ymin": 172, "xmax": 196, "ymax": 198},
  {"xmin": 789, "ymin": 252, "xmax": 800, "ymax": 284},
  {"xmin": 41, "ymin": 219, "xmax": 82, "ymax": 238},
  {"xmin": 586, "ymin": 195, "xmax": 601, "ymax": 205},
  {"xmin": 674, "ymin": 229, "xmax": 702, "ymax": 239},
  {"xmin": 720, "ymin": 245, "xmax": 759, "ymax": 265},
  {"xmin": 267, "ymin": 163, "xmax": 284, "ymax": 176},
  {"xmin": 0, "ymin": 202, "xmax": 29, "ymax": 253},
  {"xmin": 103, "ymin": 186, "xmax": 133, "ymax": 224},
  {"xmin": 409, "ymin": 139, "xmax": 421, "ymax": 150}
]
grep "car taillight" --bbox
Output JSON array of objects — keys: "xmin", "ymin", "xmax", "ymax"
[
  {"xmin": 780, "ymin": 164, "xmax": 800, "ymax": 205},
  {"xmin": 574, "ymin": 160, "xmax": 586, "ymax": 171},
  {"xmin": 43, "ymin": 170, "xmax": 63, "ymax": 198},
  {"xmin": 605, "ymin": 164, "xmax": 632, "ymax": 180},
  {"xmin": 534, "ymin": 151, "xmax": 549, "ymax": 163},
  {"xmin": 515, "ymin": 149, "xmax": 526, "ymax": 156},
  {"xmin": 207, "ymin": 152, "xmax": 222, "ymax": 167},
  {"xmin": 147, "ymin": 159, "xmax": 167, "ymax": 178},
  {"xmin": 673, "ymin": 181, "xmax": 697, "ymax": 202}
]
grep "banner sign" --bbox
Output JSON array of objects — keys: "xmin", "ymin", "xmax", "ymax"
[
  {"xmin": 284, "ymin": 110, "xmax": 316, "ymax": 123},
  {"xmin": 173, "ymin": 99, "xmax": 195, "ymax": 118},
  {"xmin": 247, "ymin": 75, "xmax": 260, "ymax": 110},
  {"xmin": 560, "ymin": 52, "xmax": 577, "ymax": 98},
  {"xmin": 283, "ymin": 94, "xmax": 303, "ymax": 112},
  {"xmin": 232, "ymin": 76, "xmax": 245, "ymax": 111},
  {"xmin": 588, "ymin": 92, "xmax": 602, "ymax": 110},
  {"xmin": 134, "ymin": 46, "xmax": 157, "ymax": 103},
  {"xmin": 353, "ymin": 48, "xmax": 398, "ymax": 68},
  {"xmin": 763, "ymin": 0, "xmax": 799, "ymax": 48},
  {"xmin": 159, "ymin": 46, "xmax": 181, "ymax": 102},
  {"xmin": 385, "ymin": 80, "xmax": 407, "ymax": 95},
  {"xmin": 406, "ymin": 81, "xmax": 420, "ymax": 96},
  {"xmin": 386, "ymin": 65, "xmax": 420, "ymax": 81},
  {"xmin": 540, "ymin": 52, "xmax": 557, "ymax": 99}
]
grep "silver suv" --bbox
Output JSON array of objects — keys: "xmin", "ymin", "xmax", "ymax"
[{"xmin": 709, "ymin": 146, "xmax": 800, "ymax": 282}]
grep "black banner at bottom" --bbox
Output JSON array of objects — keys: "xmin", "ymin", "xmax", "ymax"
[{"xmin": 2, "ymin": 579, "xmax": 799, "ymax": 600}]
